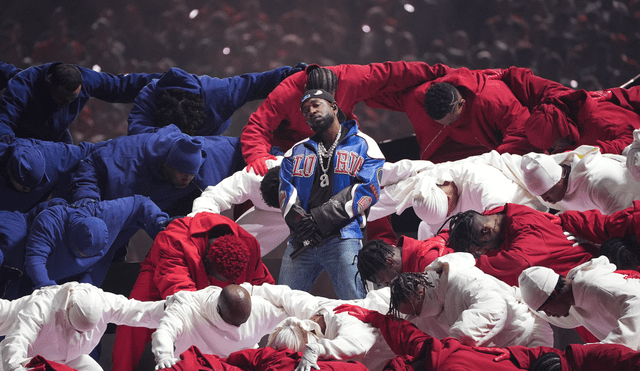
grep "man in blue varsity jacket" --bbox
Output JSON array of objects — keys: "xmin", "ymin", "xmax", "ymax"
[{"xmin": 279, "ymin": 89, "xmax": 385, "ymax": 299}]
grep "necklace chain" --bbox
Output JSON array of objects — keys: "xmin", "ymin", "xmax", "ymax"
[
  {"xmin": 318, "ymin": 129, "xmax": 341, "ymax": 158},
  {"xmin": 317, "ymin": 130, "xmax": 340, "ymax": 187}
]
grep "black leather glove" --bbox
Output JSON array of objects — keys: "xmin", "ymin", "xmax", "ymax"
[
  {"xmin": 158, "ymin": 215, "xmax": 184, "ymax": 231},
  {"xmin": 296, "ymin": 214, "xmax": 323, "ymax": 247},
  {"xmin": 290, "ymin": 230, "xmax": 323, "ymax": 259},
  {"xmin": 283, "ymin": 62, "xmax": 308, "ymax": 80},
  {"xmin": 295, "ymin": 214, "xmax": 318, "ymax": 238}
]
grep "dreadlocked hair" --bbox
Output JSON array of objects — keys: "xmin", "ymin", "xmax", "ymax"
[
  {"xmin": 206, "ymin": 234, "xmax": 250, "ymax": 282},
  {"xmin": 356, "ymin": 239, "xmax": 395, "ymax": 293},
  {"xmin": 260, "ymin": 166, "xmax": 281, "ymax": 209},
  {"xmin": 154, "ymin": 88, "xmax": 207, "ymax": 136},
  {"xmin": 423, "ymin": 82, "xmax": 458, "ymax": 120},
  {"xmin": 389, "ymin": 272, "xmax": 434, "ymax": 320},
  {"xmin": 306, "ymin": 67, "xmax": 338, "ymax": 94},
  {"xmin": 445, "ymin": 210, "xmax": 484, "ymax": 253},
  {"xmin": 599, "ymin": 236, "xmax": 640, "ymax": 270}
]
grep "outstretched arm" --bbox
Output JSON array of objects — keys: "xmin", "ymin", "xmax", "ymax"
[
  {"xmin": 333, "ymin": 304, "xmax": 437, "ymax": 358},
  {"xmin": 151, "ymin": 302, "xmax": 190, "ymax": 369},
  {"xmin": 23, "ymin": 210, "xmax": 61, "ymax": 289},
  {"xmin": 68, "ymin": 153, "xmax": 105, "ymax": 202},
  {"xmin": 1, "ymin": 288, "xmax": 56, "ymax": 371},
  {"xmin": 559, "ymin": 203, "xmax": 639, "ymax": 244}
]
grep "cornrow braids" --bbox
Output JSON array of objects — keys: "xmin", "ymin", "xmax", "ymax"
[
  {"xmin": 154, "ymin": 88, "xmax": 207, "ymax": 136},
  {"xmin": 423, "ymin": 82, "xmax": 458, "ymax": 120},
  {"xmin": 599, "ymin": 236, "xmax": 640, "ymax": 270},
  {"xmin": 388, "ymin": 272, "xmax": 434, "ymax": 320},
  {"xmin": 445, "ymin": 210, "xmax": 484, "ymax": 254},
  {"xmin": 306, "ymin": 67, "xmax": 338, "ymax": 94},
  {"xmin": 356, "ymin": 239, "xmax": 395, "ymax": 293},
  {"xmin": 530, "ymin": 352, "xmax": 562, "ymax": 371}
]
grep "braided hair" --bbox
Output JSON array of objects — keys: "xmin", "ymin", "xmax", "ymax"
[
  {"xmin": 443, "ymin": 210, "xmax": 485, "ymax": 254},
  {"xmin": 599, "ymin": 236, "xmax": 640, "ymax": 270},
  {"xmin": 154, "ymin": 88, "xmax": 207, "ymax": 136},
  {"xmin": 423, "ymin": 82, "xmax": 458, "ymax": 120},
  {"xmin": 530, "ymin": 352, "xmax": 562, "ymax": 371},
  {"xmin": 356, "ymin": 239, "xmax": 396, "ymax": 293},
  {"xmin": 306, "ymin": 67, "xmax": 338, "ymax": 94},
  {"xmin": 388, "ymin": 272, "xmax": 434, "ymax": 320}
]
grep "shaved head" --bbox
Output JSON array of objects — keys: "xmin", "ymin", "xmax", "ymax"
[{"xmin": 218, "ymin": 284, "xmax": 252, "ymax": 326}]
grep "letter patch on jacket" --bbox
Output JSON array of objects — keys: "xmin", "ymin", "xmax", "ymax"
[
  {"xmin": 335, "ymin": 150, "xmax": 364, "ymax": 176},
  {"xmin": 370, "ymin": 183, "xmax": 379, "ymax": 200},
  {"xmin": 357, "ymin": 196, "xmax": 372, "ymax": 214},
  {"xmin": 292, "ymin": 154, "xmax": 317, "ymax": 177}
]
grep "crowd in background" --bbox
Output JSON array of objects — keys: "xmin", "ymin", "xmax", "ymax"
[{"xmin": 2, "ymin": 0, "xmax": 640, "ymax": 142}]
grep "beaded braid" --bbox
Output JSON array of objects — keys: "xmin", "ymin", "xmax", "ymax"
[
  {"xmin": 388, "ymin": 272, "xmax": 434, "ymax": 319},
  {"xmin": 445, "ymin": 210, "xmax": 484, "ymax": 254},
  {"xmin": 356, "ymin": 239, "xmax": 396, "ymax": 292}
]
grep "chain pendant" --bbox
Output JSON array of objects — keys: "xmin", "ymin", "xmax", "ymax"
[{"xmin": 320, "ymin": 173, "xmax": 330, "ymax": 187}]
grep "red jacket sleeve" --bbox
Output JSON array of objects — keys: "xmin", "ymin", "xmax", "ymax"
[
  {"xmin": 239, "ymin": 228, "xmax": 275, "ymax": 285},
  {"xmin": 475, "ymin": 246, "xmax": 533, "ymax": 287},
  {"xmin": 241, "ymin": 62, "xmax": 453, "ymax": 164},
  {"xmin": 172, "ymin": 346, "xmax": 242, "ymax": 371},
  {"xmin": 152, "ymin": 236, "xmax": 200, "ymax": 298},
  {"xmin": 479, "ymin": 80, "xmax": 537, "ymax": 155},
  {"xmin": 609, "ymin": 86, "xmax": 640, "ymax": 112},
  {"xmin": 401, "ymin": 234, "xmax": 453, "ymax": 273},
  {"xmin": 372, "ymin": 313, "xmax": 440, "ymax": 358},
  {"xmin": 241, "ymin": 71, "xmax": 310, "ymax": 165},
  {"xmin": 225, "ymin": 348, "xmax": 369, "ymax": 371},
  {"xmin": 506, "ymin": 346, "xmax": 561, "ymax": 370},
  {"xmin": 480, "ymin": 205, "xmax": 596, "ymax": 285},
  {"xmin": 559, "ymin": 202, "xmax": 640, "ymax": 244},
  {"xmin": 498, "ymin": 67, "xmax": 574, "ymax": 110},
  {"xmin": 578, "ymin": 100, "xmax": 640, "ymax": 155},
  {"xmin": 247, "ymin": 257, "xmax": 275, "ymax": 286},
  {"xmin": 151, "ymin": 220, "xmax": 204, "ymax": 297},
  {"xmin": 26, "ymin": 356, "xmax": 78, "ymax": 371}
]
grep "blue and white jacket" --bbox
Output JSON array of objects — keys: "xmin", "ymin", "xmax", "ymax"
[{"xmin": 279, "ymin": 120, "xmax": 385, "ymax": 240}]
